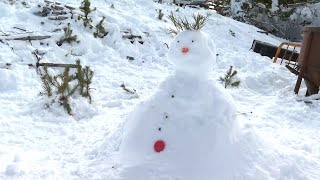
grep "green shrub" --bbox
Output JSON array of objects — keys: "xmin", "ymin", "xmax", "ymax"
[
  {"xmin": 219, "ymin": 66, "xmax": 241, "ymax": 89},
  {"xmin": 93, "ymin": 17, "xmax": 108, "ymax": 38},
  {"xmin": 40, "ymin": 60, "xmax": 93, "ymax": 115},
  {"xmin": 78, "ymin": 0, "xmax": 95, "ymax": 29},
  {"xmin": 56, "ymin": 23, "xmax": 79, "ymax": 46}
]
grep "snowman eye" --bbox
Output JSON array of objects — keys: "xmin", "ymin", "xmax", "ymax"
[
  {"xmin": 177, "ymin": 40, "xmax": 180, "ymax": 43},
  {"xmin": 192, "ymin": 40, "xmax": 194, "ymax": 43}
]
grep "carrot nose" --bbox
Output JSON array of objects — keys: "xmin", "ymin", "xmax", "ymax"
[{"xmin": 181, "ymin": 47, "xmax": 189, "ymax": 54}]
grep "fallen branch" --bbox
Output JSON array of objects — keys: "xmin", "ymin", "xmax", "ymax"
[
  {"xmin": 36, "ymin": 63, "xmax": 81, "ymax": 68},
  {"xmin": 48, "ymin": 16, "xmax": 68, "ymax": 20},
  {"xmin": 120, "ymin": 84, "xmax": 137, "ymax": 95},
  {"xmin": 51, "ymin": 11, "xmax": 68, "ymax": 15},
  {"xmin": 65, "ymin": 5, "xmax": 76, "ymax": 10},
  {"xmin": 51, "ymin": 5, "xmax": 64, "ymax": 11},
  {"xmin": 122, "ymin": 35, "xmax": 142, "ymax": 39},
  {"xmin": 1, "ymin": 35, "xmax": 51, "ymax": 41},
  {"xmin": 126, "ymin": 56, "xmax": 134, "ymax": 61},
  {"xmin": 2, "ymin": 62, "xmax": 81, "ymax": 69},
  {"xmin": 13, "ymin": 27, "xmax": 28, "ymax": 32},
  {"xmin": 257, "ymin": 30, "xmax": 269, "ymax": 35},
  {"xmin": 0, "ymin": 30, "xmax": 10, "ymax": 36}
]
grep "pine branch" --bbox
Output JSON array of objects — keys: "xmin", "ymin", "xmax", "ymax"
[
  {"xmin": 219, "ymin": 66, "xmax": 241, "ymax": 89},
  {"xmin": 167, "ymin": 12, "xmax": 210, "ymax": 34},
  {"xmin": 78, "ymin": 0, "xmax": 95, "ymax": 29},
  {"xmin": 40, "ymin": 66, "xmax": 53, "ymax": 96},
  {"xmin": 56, "ymin": 23, "xmax": 79, "ymax": 46},
  {"xmin": 158, "ymin": 9, "xmax": 164, "ymax": 20},
  {"xmin": 81, "ymin": 66, "xmax": 93, "ymax": 103},
  {"xmin": 231, "ymin": 69, "xmax": 237, "ymax": 77},
  {"xmin": 120, "ymin": 84, "xmax": 137, "ymax": 95},
  {"xmin": 93, "ymin": 17, "xmax": 108, "ymax": 38},
  {"xmin": 39, "ymin": 60, "xmax": 93, "ymax": 115},
  {"xmin": 231, "ymin": 80, "xmax": 240, "ymax": 87}
]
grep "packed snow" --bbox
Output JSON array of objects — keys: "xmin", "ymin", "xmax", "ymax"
[
  {"xmin": 0, "ymin": 0, "xmax": 320, "ymax": 179},
  {"xmin": 118, "ymin": 30, "xmax": 241, "ymax": 179}
]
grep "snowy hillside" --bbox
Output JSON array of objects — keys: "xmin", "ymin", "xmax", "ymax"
[{"xmin": 0, "ymin": 0, "xmax": 320, "ymax": 179}]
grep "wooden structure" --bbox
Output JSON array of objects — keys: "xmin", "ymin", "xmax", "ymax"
[
  {"xmin": 252, "ymin": 40, "xmax": 299, "ymax": 61},
  {"xmin": 273, "ymin": 26, "xmax": 320, "ymax": 96},
  {"xmin": 293, "ymin": 27, "xmax": 320, "ymax": 95},
  {"xmin": 272, "ymin": 42, "xmax": 301, "ymax": 75}
]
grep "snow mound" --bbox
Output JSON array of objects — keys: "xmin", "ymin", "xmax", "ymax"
[
  {"xmin": 0, "ymin": 69, "xmax": 18, "ymax": 92},
  {"xmin": 117, "ymin": 30, "xmax": 243, "ymax": 179}
]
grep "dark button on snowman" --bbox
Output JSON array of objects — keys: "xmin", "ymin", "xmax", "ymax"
[{"xmin": 118, "ymin": 30, "xmax": 240, "ymax": 179}]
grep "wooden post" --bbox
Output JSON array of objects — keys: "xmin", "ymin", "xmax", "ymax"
[{"xmin": 294, "ymin": 29, "xmax": 314, "ymax": 94}]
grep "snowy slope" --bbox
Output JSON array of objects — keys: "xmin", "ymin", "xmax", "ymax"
[{"xmin": 0, "ymin": 0, "xmax": 320, "ymax": 179}]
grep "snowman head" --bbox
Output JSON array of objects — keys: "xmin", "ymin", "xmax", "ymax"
[{"xmin": 168, "ymin": 30, "xmax": 216, "ymax": 76}]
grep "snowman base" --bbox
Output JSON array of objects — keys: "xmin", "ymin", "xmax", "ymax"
[{"xmin": 117, "ymin": 30, "xmax": 243, "ymax": 179}]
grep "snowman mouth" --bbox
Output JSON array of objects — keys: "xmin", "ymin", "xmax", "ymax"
[{"xmin": 181, "ymin": 47, "xmax": 189, "ymax": 54}]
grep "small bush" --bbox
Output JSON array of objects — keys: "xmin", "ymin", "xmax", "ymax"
[
  {"xmin": 158, "ymin": 9, "xmax": 164, "ymax": 20},
  {"xmin": 167, "ymin": 12, "xmax": 210, "ymax": 34},
  {"xmin": 78, "ymin": 0, "xmax": 95, "ymax": 29},
  {"xmin": 56, "ymin": 23, "xmax": 79, "ymax": 46},
  {"xmin": 76, "ymin": 61, "xmax": 94, "ymax": 103},
  {"xmin": 40, "ymin": 60, "xmax": 93, "ymax": 115},
  {"xmin": 219, "ymin": 66, "xmax": 240, "ymax": 89},
  {"xmin": 93, "ymin": 17, "xmax": 108, "ymax": 38}
]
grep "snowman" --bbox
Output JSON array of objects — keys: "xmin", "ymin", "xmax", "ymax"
[{"xmin": 118, "ymin": 30, "xmax": 243, "ymax": 179}]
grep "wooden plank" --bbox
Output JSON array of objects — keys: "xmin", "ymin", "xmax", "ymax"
[
  {"xmin": 251, "ymin": 40, "xmax": 299, "ymax": 61},
  {"xmin": 2, "ymin": 63, "xmax": 81, "ymax": 69},
  {"xmin": 1, "ymin": 35, "xmax": 51, "ymax": 41},
  {"xmin": 285, "ymin": 65, "xmax": 299, "ymax": 75},
  {"xmin": 37, "ymin": 63, "xmax": 80, "ymax": 68}
]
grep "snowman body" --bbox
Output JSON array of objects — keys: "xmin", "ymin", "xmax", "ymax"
[{"xmin": 119, "ymin": 31, "xmax": 241, "ymax": 179}]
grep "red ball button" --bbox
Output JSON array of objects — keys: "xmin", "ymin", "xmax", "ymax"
[{"xmin": 154, "ymin": 140, "xmax": 166, "ymax": 153}]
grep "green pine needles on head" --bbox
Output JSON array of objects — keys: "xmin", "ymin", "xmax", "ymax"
[
  {"xmin": 167, "ymin": 12, "xmax": 210, "ymax": 34},
  {"xmin": 40, "ymin": 61, "xmax": 94, "ymax": 115},
  {"xmin": 219, "ymin": 66, "xmax": 241, "ymax": 89}
]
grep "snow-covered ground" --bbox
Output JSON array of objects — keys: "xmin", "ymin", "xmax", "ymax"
[{"xmin": 0, "ymin": 0, "xmax": 320, "ymax": 179}]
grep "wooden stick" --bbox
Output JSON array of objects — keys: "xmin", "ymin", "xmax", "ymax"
[
  {"xmin": 37, "ymin": 63, "xmax": 81, "ymax": 68},
  {"xmin": 120, "ymin": 84, "xmax": 137, "ymax": 95},
  {"xmin": 1, "ymin": 35, "xmax": 51, "ymax": 41},
  {"xmin": 2, "ymin": 63, "xmax": 81, "ymax": 69},
  {"xmin": 51, "ymin": 11, "xmax": 68, "ymax": 15},
  {"xmin": 13, "ymin": 27, "xmax": 27, "ymax": 32},
  {"xmin": 65, "ymin": 5, "xmax": 76, "ymax": 10},
  {"xmin": 48, "ymin": 16, "xmax": 68, "ymax": 20},
  {"xmin": 122, "ymin": 35, "xmax": 142, "ymax": 39}
]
